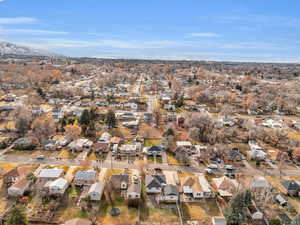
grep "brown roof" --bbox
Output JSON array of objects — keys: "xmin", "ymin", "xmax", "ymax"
[
  {"xmin": 64, "ymin": 218, "xmax": 91, "ymax": 225},
  {"xmin": 11, "ymin": 177, "xmax": 30, "ymax": 189},
  {"xmin": 182, "ymin": 176, "xmax": 196, "ymax": 187},
  {"xmin": 213, "ymin": 176, "xmax": 238, "ymax": 190},
  {"xmin": 3, "ymin": 166, "xmax": 32, "ymax": 178},
  {"xmin": 181, "ymin": 176, "xmax": 202, "ymax": 192}
]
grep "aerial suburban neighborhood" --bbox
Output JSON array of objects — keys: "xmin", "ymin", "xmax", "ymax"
[
  {"xmin": 0, "ymin": 1, "xmax": 300, "ymax": 225},
  {"xmin": 0, "ymin": 54, "xmax": 300, "ymax": 225}
]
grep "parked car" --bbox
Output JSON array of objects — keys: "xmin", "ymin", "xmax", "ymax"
[
  {"xmin": 224, "ymin": 165, "xmax": 235, "ymax": 171},
  {"xmin": 205, "ymin": 168, "xmax": 214, "ymax": 174},
  {"xmin": 224, "ymin": 173, "xmax": 236, "ymax": 179},
  {"xmin": 208, "ymin": 164, "xmax": 218, "ymax": 169},
  {"xmin": 36, "ymin": 155, "xmax": 45, "ymax": 160}
]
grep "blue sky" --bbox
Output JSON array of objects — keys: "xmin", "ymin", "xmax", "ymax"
[{"xmin": 0, "ymin": 0, "xmax": 300, "ymax": 62}]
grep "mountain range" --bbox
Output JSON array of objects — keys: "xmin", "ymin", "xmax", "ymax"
[{"xmin": 0, "ymin": 41, "xmax": 55, "ymax": 57}]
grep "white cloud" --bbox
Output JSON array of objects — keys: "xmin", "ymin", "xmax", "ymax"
[
  {"xmin": 187, "ymin": 32, "xmax": 221, "ymax": 38},
  {"xmin": 220, "ymin": 42, "xmax": 292, "ymax": 50},
  {"xmin": 0, "ymin": 17, "xmax": 37, "ymax": 24},
  {"xmin": 0, "ymin": 28, "xmax": 68, "ymax": 35},
  {"xmin": 17, "ymin": 38, "xmax": 187, "ymax": 49}
]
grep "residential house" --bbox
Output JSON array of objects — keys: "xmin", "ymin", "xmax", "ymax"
[
  {"xmin": 212, "ymin": 176, "xmax": 239, "ymax": 198},
  {"xmin": 248, "ymin": 141, "xmax": 266, "ymax": 160},
  {"xmin": 116, "ymin": 143, "xmax": 142, "ymax": 158},
  {"xmin": 226, "ymin": 148, "xmax": 243, "ymax": 162},
  {"xmin": 251, "ymin": 176, "xmax": 270, "ymax": 192},
  {"xmin": 117, "ymin": 112, "xmax": 136, "ymax": 121},
  {"xmin": 176, "ymin": 141, "xmax": 193, "ymax": 151},
  {"xmin": 110, "ymin": 174, "xmax": 129, "ymax": 190},
  {"xmin": 74, "ymin": 170, "xmax": 97, "ymax": 186},
  {"xmin": 37, "ymin": 168, "xmax": 64, "ymax": 183},
  {"xmin": 198, "ymin": 173, "xmax": 212, "ymax": 198},
  {"xmin": 145, "ymin": 174, "xmax": 166, "ymax": 193},
  {"xmin": 181, "ymin": 176, "xmax": 203, "ymax": 199},
  {"xmin": 279, "ymin": 180, "xmax": 300, "ymax": 196},
  {"xmin": 248, "ymin": 149, "xmax": 267, "ymax": 160},
  {"xmin": 124, "ymin": 102, "xmax": 138, "ymax": 110},
  {"xmin": 127, "ymin": 177, "xmax": 141, "ymax": 199},
  {"xmin": 55, "ymin": 137, "xmax": 69, "ymax": 148},
  {"xmin": 3, "ymin": 166, "xmax": 32, "ymax": 186},
  {"xmin": 93, "ymin": 142, "xmax": 110, "ymax": 153},
  {"xmin": 164, "ymin": 104, "xmax": 176, "ymax": 111},
  {"xmin": 48, "ymin": 178, "xmax": 69, "ymax": 196},
  {"xmin": 87, "ymin": 182, "xmax": 104, "ymax": 201},
  {"xmin": 146, "ymin": 145, "xmax": 163, "ymax": 156},
  {"xmin": 68, "ymin": 138, "xmax": 93, "ymax": 152},
  {"xmin": 161, "ymin": 184, "xmax": 179, "ymax": 202},
  {"xmin": 8, "ymin": 177, "xmax": 31, "ymax": 197}
]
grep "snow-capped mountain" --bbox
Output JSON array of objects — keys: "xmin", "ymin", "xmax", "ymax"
[{"xmin": 0, "ymin": 41, "xmax": 54, "ymax": 56}]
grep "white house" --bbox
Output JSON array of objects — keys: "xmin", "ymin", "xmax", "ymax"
[
  {"xmin": 68, "ymin": 138, "xmax": 93, "ymax": 152},
  {"xmin": 251, "ymin": 176, "xmax": 270, "ymax": 191},
  {"xmin": 127, "ymin": 179, "xmax": 141, "ymax": 199},
  {"xmin": 49, "ymin": 178, "xmax": 69, "ymax": 195},
  {"xmin": 198, "ymin": 173, "xmax": 212, "ymax": 198},
  {"xmin": 176, "ymin": 141, "xmax": 193, "ymax": 150},
  {"xmin": 164, "ymin": 104, "xmax": 176, "ymax": 111},
  {"xmin": 87, "ymin": 182, "xmax": 104, "ymax": 201}
]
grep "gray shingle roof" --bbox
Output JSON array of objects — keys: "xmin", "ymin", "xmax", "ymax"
[
  {"xmin": 145, "ymin": 175, "xmax": 166, "ymax": 188},
  {"xmin": 164, "ymin": 184, "xmax": 179, "ymax": 196},
  {"xmin": 75, "ymin": 170, "xmax": 96, "ymax": 181}
]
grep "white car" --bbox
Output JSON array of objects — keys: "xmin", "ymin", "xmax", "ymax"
[
  {"xmin": 207, "ymin": 164, "xmax": 218, "ymax": 169},
  {"xmin": 204, "ymin": 168, "xmax": 213, "ymax": 174},
  {"xmin": 224, "ymin": 165, "xmax": 234, "ymax": 170}
]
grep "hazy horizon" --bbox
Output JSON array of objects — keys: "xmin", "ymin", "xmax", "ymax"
[{"xmin": 1, "ymin": 0, "xmax": 300, "ymax": 63}]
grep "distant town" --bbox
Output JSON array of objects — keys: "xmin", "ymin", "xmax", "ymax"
[{"xmin": 0, "ymin": 53, "xmax": 300, "ymax": 225}]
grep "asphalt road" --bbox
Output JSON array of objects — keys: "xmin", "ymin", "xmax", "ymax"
[
  {"xmin": 0, "ymin": 154, "xmax": 203, "ymax": 173},
  {"xmin": 1, "ymin": 154, "xmax": 299, "ymax": 177}
]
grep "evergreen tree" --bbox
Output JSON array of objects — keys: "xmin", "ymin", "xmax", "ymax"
[
  {"xmin": 80, "ymin": 109, "xmax": 90, "ymax": 126},
  {"xmin": 6, "ymin": 206, "xmax": 28, "ymax": 225},
  {"xmin": 105, "ymin": 110, "xmax": 116, "ymax": 129}
]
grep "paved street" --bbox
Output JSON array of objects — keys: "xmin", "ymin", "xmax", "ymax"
[{"xmin": 1, "ymin": 153, "xmax": 300, "ymax": 177}]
